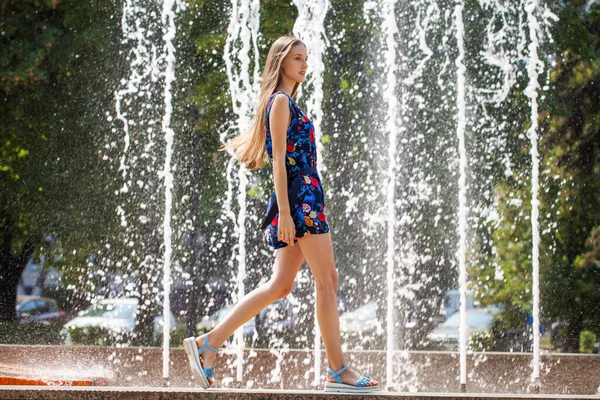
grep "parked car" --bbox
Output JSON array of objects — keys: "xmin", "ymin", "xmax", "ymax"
[
  {"xmin": 441, "ymin": 290, "xmax": 475, "ymax": 319},
  {"xmin": 61, "ymin": 297, "xmax": 176, "ymax": 344},
  {"xmin": 431, "ymin": 290, "xmax": 476, "ymax": 326},
  {"xmin": 197, "ymin": 305, "xmax": 255, "ymax": 344},
  {"xmin": 339, "ymin": 302, "xmax": 384, "ymax": 335},
  {"xmin": 16, "ymin": 296, "xmax": 66, "ymax": 325},
  {"xmin": 338, "ymin": 302, "xmax": 385, "ymax": 349},
  {"xmin": 427, "ymin": 307, "xmax": 501, "ymax": 350}
]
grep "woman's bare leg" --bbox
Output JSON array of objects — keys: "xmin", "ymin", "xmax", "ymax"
[
  {"xmin": 297, "ymin": 233, "xmax": 378, "ymax": 387},
  {"xmin": 195, "ymin": 243, "xmax": 304, "ymax": 383}
]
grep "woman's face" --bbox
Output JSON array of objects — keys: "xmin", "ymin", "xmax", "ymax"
[{"xmin": 280, "ymin": 44, "xmax": 308, "ymax": 83}]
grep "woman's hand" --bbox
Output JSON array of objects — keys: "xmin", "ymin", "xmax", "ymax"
[{"xmin": 277, "ymin": 212, "xmax": 296, "ymax": 246}]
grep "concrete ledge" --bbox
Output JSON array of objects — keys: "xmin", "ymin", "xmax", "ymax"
[
  {"xmin": 1, "ymin": 345, "xmax": 599, "ymax": 395},
  {"xmin": 1, "ymin": 387, "xmax": 600, "ymax": 400}
]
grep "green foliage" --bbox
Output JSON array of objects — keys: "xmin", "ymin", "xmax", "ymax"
[
  {"xmin": 579, "ymin": 330, "xmax": 597, "ymax": 353},
  {"xmin": 67, "ymin": 325, "xmax": 188, "ymax": 348},
  {"xmin": 469, "ymin": 330, "xmax": 495, "ymax": 352},
  {"xmin": 476, "ymin": 1, "xmax": 600, "ymax": 352},
  {"xmin": 68, "ymin": 326, "xmax": 135, "ymax": 347},
  {"xmin": 152, "ymin": 325, "xmax": 188, "ymax": 348},
  {"xmin": 538, "ymin": 1, "xmax": 600, "ymax": 351},
  {"xmin": 487, "ymin": 183, "xmax": 535, "ymax": 329},
  {"xmin": 0, "ymin": 322, "xmax": 63, "ymax": 345},
  {"xmin": 1, "ymin": 0, "xmax": 123, "ymax": 278}
]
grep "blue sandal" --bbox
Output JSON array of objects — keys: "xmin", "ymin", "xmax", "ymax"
[
  {"xmin": 183, "ymin": 335, "xmax": 219, "ymax": 388},
  {"xmin": 324, "ymin": 365, "xmax": 379, "ymax": 393}
]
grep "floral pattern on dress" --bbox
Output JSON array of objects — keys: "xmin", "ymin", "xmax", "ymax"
[{"xmin": 263, "ymin": 90, "xmax": 329, "ymax": 249}]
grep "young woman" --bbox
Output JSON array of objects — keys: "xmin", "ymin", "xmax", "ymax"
[{"xmin": 183, "ymin": 35, "xmax": 379, "ymax": 393}]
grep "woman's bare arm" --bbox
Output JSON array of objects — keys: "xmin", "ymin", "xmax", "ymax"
[{"xmin": 269, "ymin": 94, "xmax": 295, "ymax": 245}]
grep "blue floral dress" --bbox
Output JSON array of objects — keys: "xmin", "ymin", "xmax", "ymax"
[{"xmin": 262, "ymin": 90, "xmax": 329, "ymax": 249}]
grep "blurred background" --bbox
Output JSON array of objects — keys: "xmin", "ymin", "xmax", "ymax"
[{"xmin": 0, "ymin": 0, "xmax": 598, "ymax": 358}]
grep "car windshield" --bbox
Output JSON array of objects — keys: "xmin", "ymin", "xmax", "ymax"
[
  {"xmin": 442, "ymin": 311, "xmax": 494, "ymax": 328},
  {"xmin": 80, "ymin": 303, "xmax": 136, "ymax": 319}
]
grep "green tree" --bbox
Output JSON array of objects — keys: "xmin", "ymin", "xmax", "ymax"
[
  {"xmin": 0, "ymin": 0, "xmax": 122, "ymax": 322},
  {"xmin": 477, "ymin": 2, "xmax": 600, "ymax": 352},
  {"xmin": 539, "ymin": 1, "xmax": 600, "ymax": 351}
]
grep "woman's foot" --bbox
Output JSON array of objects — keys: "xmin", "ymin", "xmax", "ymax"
[
  {"xmin": 183, "ymin": 333, "xmax": 219, "ymax": 388},
  {"xmin": 326, "ymin": 366, "xmax": 379, "ymax": 388},
  {"xmin": 196, "ymin": 333, "xmax": 218, "ymax": 386}
]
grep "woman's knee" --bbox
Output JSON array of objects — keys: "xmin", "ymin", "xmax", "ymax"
[
  {"xmin": 315, "ymin": 271, "xmax": 338, "ymax": 294},
  {"xmin": 267, "ymin": 279, "xmax": 294, "ymax": 299}
]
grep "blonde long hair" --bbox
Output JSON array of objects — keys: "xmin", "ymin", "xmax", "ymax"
[{"xmin": 223, "ymin": 36, "xmax": 305, "ymax": 170}]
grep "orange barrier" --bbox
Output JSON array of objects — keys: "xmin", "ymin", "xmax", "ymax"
[{"xmin": 0, "ymin": 363, "xmax": 105, "ymax": 386}]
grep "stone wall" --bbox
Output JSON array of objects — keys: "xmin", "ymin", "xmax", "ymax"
[{"xmin": 0, "ymin": 345, "xmax": 598, "ymax": 394}]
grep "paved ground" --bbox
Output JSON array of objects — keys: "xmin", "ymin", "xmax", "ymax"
[{"xmin": 1, "ymin": 387, "xmax": 600, "ymax": 400}]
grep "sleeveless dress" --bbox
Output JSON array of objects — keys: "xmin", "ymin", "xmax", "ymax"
[{"xmin": 262, "ymin": 90, "xmax": 329, "ymax": 249}]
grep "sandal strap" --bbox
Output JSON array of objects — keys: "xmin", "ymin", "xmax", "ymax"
[
  {"xmin": 197, "ymin": 349, "xmax": 215, "ymax": 379},
  {"xmin": 197, "ymin": 337, "xmax": 219, "ymax": 355},
  {"xmin": 326, "ymin": 365, "xmax": 349, "ymax": 384},
  {"xmin": 356, "ymin": 375, "xmax": 371, "ymax": 387}
]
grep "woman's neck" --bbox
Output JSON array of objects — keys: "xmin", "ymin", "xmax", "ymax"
[{"xmin": 275, "ymin": 81, "xmax": 295, "ymax": 97}]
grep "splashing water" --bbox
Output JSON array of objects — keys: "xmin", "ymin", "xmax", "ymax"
[
  {"xmin": 379, "ymin": 0, "xmax": 400, "ymax": 390},
  {"xmin": 223, "ymin": 0, "xmax": 261, "ymax": 382},
  {"xmin": 584, "ymin": 0, "xmax": 598, "ymax": 13},
  {"xmin": 453, "ymin": 0, "xmax": 469, "ymax": 391},
  {"xmin": 114, "ymin": 0, "xmax": 161, "ymax": 226},
  {"xmin": 292, "ymin": 0, "xmax": 330, "ymax": 385},
  {"xmin": 114, "ymin": 0, "xmax": 183, "ymax": 380},
  {"xmin": 293, "ymin": 0, "xmax": 330, "ymax": 175},
  {"xmin": 524, "ymin": 0, "xmax": 542, "ymax": 389},
  {"xmin": 160, "ymin": 0, "xmax": 178, "ymax": 381},
  {"xmin": 107, "ymin": 0, "xmax": 565, "ymax": 391}
]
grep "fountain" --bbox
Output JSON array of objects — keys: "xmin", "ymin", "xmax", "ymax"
[
  {"xmin": 160, "ymin": 0, "xmax": 179, "ymax": 381},
  {"xmin": 453, "ymin": 0, "xmax": 468, "ymax": 392},
  {"xmin": 380, "ymin": 0, "xmax": 400, "ymax": 390},
  {"xmin": 292, "ymin": 0, "xmax": 331, "ymax": 386},
  {"xmin": 523, "ymin": 0, "xmax": 543, "ymax": 392},
  {"xmin": 222, "ymin": 0, "xmax": 261, "ymax": 383}
]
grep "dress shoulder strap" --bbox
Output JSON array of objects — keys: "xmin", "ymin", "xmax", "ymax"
[{"xmin": 267, "ymin": 91, "xmax": 297, "ymax": 112}]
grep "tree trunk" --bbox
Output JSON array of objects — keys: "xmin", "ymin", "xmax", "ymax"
[
  {"xmin": 564, "ymin": 308, "xmax": 583, "ymax": 353},
  {"xmin": 0, "ymin": 237, "xmax": 36, "ymax": 322}
]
